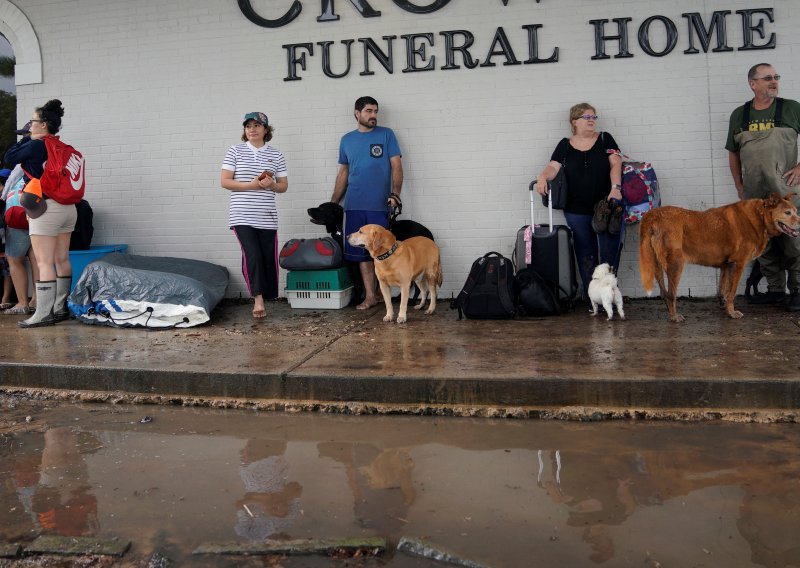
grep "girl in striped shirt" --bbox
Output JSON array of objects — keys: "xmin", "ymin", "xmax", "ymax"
[{"xmin": 221, "ymin": 112, "xmax": 289, "ymax": 319}]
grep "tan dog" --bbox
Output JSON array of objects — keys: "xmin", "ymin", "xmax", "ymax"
[
  {"xmin": 639, "ymin": 192, "xmax": 800, "ymax": 322},
  {"xmin": 347, "ymin": 224, "xmax": 442, "ymax": 323}
]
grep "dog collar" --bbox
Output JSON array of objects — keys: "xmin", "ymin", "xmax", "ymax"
[{"xmin": 376, "ymin": 242, "xmax": 398, "ymax": 260}]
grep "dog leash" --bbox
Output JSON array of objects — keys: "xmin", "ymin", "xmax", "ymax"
[{"xmin": 388, "ymin": 193, "xmax": 404, "ymax": 223}]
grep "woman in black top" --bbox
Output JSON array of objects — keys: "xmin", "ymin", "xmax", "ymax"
[{"xmin": 536, "ymin": 102, "xmax": 624, "ymax": 299}]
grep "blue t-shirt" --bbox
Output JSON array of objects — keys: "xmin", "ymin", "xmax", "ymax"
[{"xmin": 338, "ymin": 126, "xmax": 401, "ymax": 212}]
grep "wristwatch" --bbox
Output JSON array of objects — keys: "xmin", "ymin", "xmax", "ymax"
[{"xmin": 612, "ymin": 183, "xmax": 622, "ymax": 190}]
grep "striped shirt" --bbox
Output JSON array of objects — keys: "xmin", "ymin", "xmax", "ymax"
[{"xmin": 221, "ymin": 142, "xmax": 288, "ymax": 230}]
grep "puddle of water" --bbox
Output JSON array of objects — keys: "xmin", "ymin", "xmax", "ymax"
[{"xmin": 1, "ymin": 401, "xmax": 800, "ymax": 567}]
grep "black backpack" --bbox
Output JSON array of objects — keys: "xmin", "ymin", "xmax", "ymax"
[
  {"xmin": 451, "ymin": 252, "xmax": 516, "ymax": 320},
  {"xmin": 69, "ymin": 199, "xmax": 94, "ymax": 251},
  {"xmin": 515, "ymin": 267, "xmax": 561, "ymax": 317}
]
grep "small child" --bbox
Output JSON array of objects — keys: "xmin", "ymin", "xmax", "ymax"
[
  {"xmin": 0, "ymin": 168, "xmax": 13, "ymax": 308},
  {"xmin": 0, "ymin": 255, "xmax": 12, "ymax": 309}
]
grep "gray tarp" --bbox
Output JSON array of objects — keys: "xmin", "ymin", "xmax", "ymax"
[{"xmin": 68, "ymin": 253, "xmax": 229, "ymax": 328}]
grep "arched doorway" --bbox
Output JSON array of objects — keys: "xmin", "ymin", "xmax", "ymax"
[
  {"xmin": 0, "ymin": 32, "xmax": 15, "ymax": 152},
  {"xmin": 0, "ymin": 0, "xmax": 42, "ymax": 86},
  {"xmin": 0, "ymin": 34, "xmax": 13, "ymax": 93}
]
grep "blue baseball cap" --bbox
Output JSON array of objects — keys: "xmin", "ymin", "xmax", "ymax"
[
  {"xmin": 0, "ymin": 169, "xmax": 11, "ymax": 178},
  {"xmin": 242, "ymin": 112, "xmax": 268, "ymax": 127}
]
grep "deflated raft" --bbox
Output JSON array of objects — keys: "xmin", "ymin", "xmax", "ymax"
[{"xmin": 68, "ymin": 253, "xmax": 229, "ymax": 328}]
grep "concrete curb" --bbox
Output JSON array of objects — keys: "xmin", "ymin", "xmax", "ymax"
[
  {"xmin": 2, "ymin": 297, "xmax": 799, "ymax": 415},
  {"xmin": 2, "ymin": 387, "xmax": 799, "ymax": 422}
]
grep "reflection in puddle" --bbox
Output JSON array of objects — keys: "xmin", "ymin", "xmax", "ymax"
[
  {"xmin": 236, "ymin": 439, "xmax": 302, "ymax": 541},
  {"xmin": 1, "ymin": 404, "xmax": 800, "ymax": 567}
]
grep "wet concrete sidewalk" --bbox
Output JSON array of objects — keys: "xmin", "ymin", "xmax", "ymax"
[{"xmin": 1, "ymin": 297, "xmax": 799, "ymax": 415}]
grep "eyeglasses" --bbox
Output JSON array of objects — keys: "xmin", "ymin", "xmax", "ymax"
[
  {"xmin": 578, "ymin": 114, "xmax": 599, "ymax": 120},
  {"xmin": 755, "ymin": 74, "xmax": 781, "ymax": 82},
  {"xmin": 29, "ymin": 119, "xmax": 45, "ymax": 124}
]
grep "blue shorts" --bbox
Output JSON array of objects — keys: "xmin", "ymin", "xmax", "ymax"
[
  {"xmin": 344, "ymin": 210, "xmax": 389, "ymax": 262},
  {"xmin": 5, "ymin": 227, "xmax": 31, "ymax": 258}
]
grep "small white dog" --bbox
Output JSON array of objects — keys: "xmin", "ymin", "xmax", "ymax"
[{"xmin": 588, "ymin": 263, "xmax": 625, "ymax": 320}]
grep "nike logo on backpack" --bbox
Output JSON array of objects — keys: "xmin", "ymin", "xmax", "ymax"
[{"xmin": 66, "ymin": 153, "xmax": 85, "ymax": 191}]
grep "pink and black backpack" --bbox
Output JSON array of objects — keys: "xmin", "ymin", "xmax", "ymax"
[
  {"xmin": 607, "ymin": 145, "xmax": 661, "ymax": 224},
  {"xmin": 620, "ymin": 159, "xmax": 660, "ymax": 224}
]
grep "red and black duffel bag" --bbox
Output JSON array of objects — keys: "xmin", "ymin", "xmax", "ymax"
[{"xmin": 279, "ymin": 237, "xmax": 343, "ymax": 270}]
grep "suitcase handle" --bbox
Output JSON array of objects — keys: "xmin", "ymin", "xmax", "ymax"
[{"xmin": 529, "ymin": 181, "xmax": 553, "ymax": 234}]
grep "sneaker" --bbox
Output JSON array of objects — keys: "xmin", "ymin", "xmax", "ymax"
[
  {"xmin": 607, "ymin": 202, "xmax": 625, "ymax": 235},
  {"xmin": 747, "ymin": 290, "xmax": 786, "ymax": 305},
  {"xmin": 787, "ymin": 293, "xmax": 800, "ymax": 312},
  {"xmin": 592, "ymin": 199, "xmax": 612, "ymax": 233}
]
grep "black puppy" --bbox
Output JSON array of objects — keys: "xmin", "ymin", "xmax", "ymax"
[
  {"xmin": 307, "ymin": 202, "xmax": 344, "ymax": 238},
  {"xmin": 308, "ymin": 201, "xmax": 435, "ymax": 242},
  {"xmin": 307, "ymin": 202, "xmax": 365, "ymax": 306},
  {"xmin": 744, "ymin": 260, "xmax": 763, "ymax": 300},
  {"xmin": 389, "ymin": 203, "xmax": 434, "ymax": 242}
]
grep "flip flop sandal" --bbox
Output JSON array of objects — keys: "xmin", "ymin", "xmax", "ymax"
[
  {"xmin": 3, "ymin": 306, "xmax": 31, "ymax": 315},
  {"xmin": 0, "ymin": 303, "xmax": 13, "ymax": 310}
]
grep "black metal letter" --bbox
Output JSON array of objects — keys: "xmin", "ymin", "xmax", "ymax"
[
  {"xmin": 401, "ymin": 33, "xmax": 436, "ymax": 72},
  {"xmin": 359, "ymin": 36, "xmax": 396, "ymax": 76},
  {"xmin": 317, "ymin": 40, "xmax": 354, "ymax": 78},
  {"xmin": 317, "ymin": 0, "xmax": 380, "ymax": 22},
  {"xmin": 239, "ymin": 0, "xmax": 301, "ymax": 28},
  {"xmin": 737, "ymin": 8, "xmax": 776, "ymax": 51},
  {"xmin": 682, "ymin": 11, "xmax": 733, "ymax": 54},
  {"xmin": 522, "ymin": 24, "xmax": 558, "ymax": 64},
  {"xmin": 283, "ymin": 43, "xmax": 314, "ymax": 81},
  {"xmin": 590, "ymin": 18, "xmax": 633, "ymax": 60},
  {"xmin": 637, "ymin": 15, "xmax": 678, "ymax": 57},
  {"xmin": 439, "ymin": 30, "xmax": 479, "ymax": 70},
  {"xmin": 480, "ymin": 27, "xmax": 521, "ymax": 67},
  {"xmin": 681, "ymin": 10, "xmax": 733, "ymax": 54},
  {"xmin": 392, "ymin": 0, "xmax": 451, "ymax": 15}
]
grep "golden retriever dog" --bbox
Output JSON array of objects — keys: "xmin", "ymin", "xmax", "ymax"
[
  {"xmin": 639, "ymin": 192, "xmax": 800, "ymax": 322},
  {"xmin": 347, "ymin": 224, "xmax": 442, "ymax": 323}
]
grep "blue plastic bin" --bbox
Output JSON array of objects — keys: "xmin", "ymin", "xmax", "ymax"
[{"xmin": 69, "ymin": 244, "xmax": 128, "ymax": 291}]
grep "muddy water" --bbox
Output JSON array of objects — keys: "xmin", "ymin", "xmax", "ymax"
[{"xmin": 1, "ymin": 400, "xmax": 800, "ymax": 567}]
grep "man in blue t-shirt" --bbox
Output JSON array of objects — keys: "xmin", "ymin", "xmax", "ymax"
[{"xmin": 331, "ymin": 96, "xmax": 403, "ymax": 310}]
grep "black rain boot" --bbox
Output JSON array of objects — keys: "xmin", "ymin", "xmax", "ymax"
[
  {"xmin": 747, "ymin": 290, "xmax": 785, "ymax": 305},
  {"xmin": 787, "ymin": 291, "xmax": 800, "ymax": 312},
  {"xmin": 53, "ymin": 276, "xmax": 72, "ymax": 322},
  {"xmin": 19, "ymin": 281, "xmax": 56, "ymax": 328}
]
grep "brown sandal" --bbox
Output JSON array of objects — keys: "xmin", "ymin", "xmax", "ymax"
[
  {"xmin": 591, "ymin": 199, "xmax": 612, "ymax": 233},
  {"xmin": 607, "ymin": 202, "xmax": 625, "ymax": 235}
]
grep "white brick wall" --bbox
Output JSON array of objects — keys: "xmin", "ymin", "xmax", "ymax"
[{"xmin": 5, "ymin": 0, "xmax": 799, "ymax": 298}]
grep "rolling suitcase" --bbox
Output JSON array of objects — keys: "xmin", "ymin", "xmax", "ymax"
[{"xmin": 514, "ymin": 181, "xmax": 579, "ymax": 310}]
